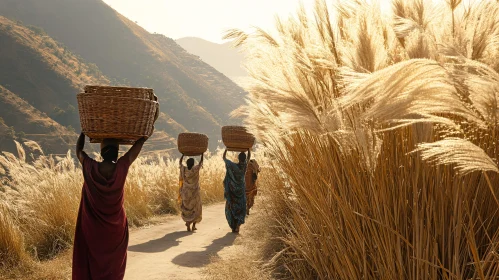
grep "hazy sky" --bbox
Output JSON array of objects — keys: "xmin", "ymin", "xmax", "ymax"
[
  {"xmin": 102, "ymin": 0, "xmax": 317, "ymax": 43},
  {"xmin": 101, "ymin": 0, "xmax": 463, "ymax": 44}
]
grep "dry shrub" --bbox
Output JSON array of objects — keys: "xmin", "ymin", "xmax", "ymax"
[
  {"xmin": 0, "ymin": 143, "xmax": 226, "ymax": 270},
  {"xmin": 227, "ymin": 0, "xmax": 499, "ymax": 278}
]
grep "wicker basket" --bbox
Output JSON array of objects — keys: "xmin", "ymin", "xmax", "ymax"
[
  {"xmin": 177, "ymin": 133, "xmax": 209, "ymax": 156},
  {"xmin": 77, "ymin": 93, "xmax": 159, "ymax": 145},
  {"xmin": 221, "ymin": 126, "xmax": 255, "ymax": 152},
  {"xmin": 84, "ymin": 85, "xmax": 156, "ymax": 100}
]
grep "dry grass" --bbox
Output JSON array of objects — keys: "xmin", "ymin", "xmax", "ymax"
[
  {"xmin": 220, "ymin": 0, "xmax": 499, "ymax": 279},
  {"xmin": 0, "ymin": 142, "xmax": 226, "ymax": 276}
]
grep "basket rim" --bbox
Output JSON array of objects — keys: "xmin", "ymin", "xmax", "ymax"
[
  {"xmin": 84, "ymin": 85, "xmax": 154, "ymax": 90},
  {"xmin": 221, "ymin": 125, "xmax": 250, "ymax": 129},
  {"xmin": 178, "ymin": 132, "xmax": 209, "ymax": 138},
  {"xmin": 77, "ymin": 94, "xmax": 160, "ymax": 103}
]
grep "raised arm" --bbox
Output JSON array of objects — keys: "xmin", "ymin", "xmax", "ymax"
[
  {"xmin": 179, "ymin": 154, "xmax": 184, "ymax": 167},
  {"xmin": 76, "ymin": 133, "xmax": 88, "ymax": 165},
  {"xmin": 223, "ymin": 149, "xmax": 227, "ymax": 160},
  {"xmin": 247, "ymin": 149, "xmax": 251, "ymax": 162},
  {"xmin": 199, "ymin": 154, "xmax": 204, "ymax": 167},
  {"xmin": 124, "ymin": 137, "xmax": 147, "ymax": 164}
]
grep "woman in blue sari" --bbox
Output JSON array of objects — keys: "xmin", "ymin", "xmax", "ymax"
[{"xmin": 223, "ymin": 148, "xmax": 250, "ymax": 233}]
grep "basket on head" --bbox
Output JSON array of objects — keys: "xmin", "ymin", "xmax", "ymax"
[
  {"xmin": 77, "ymin": 86, "xmax": 159, "ymax": 145},
  {"xmin": 84, "ymin": 85, "xmax": 156, "ymax": 100},
  {"xmin": 177, "ymin": 133, "xmax": 209, "ymax": 156},
  {"xmin": 221, "ymin": 126, "xmax": 255, "ymax": 152}
]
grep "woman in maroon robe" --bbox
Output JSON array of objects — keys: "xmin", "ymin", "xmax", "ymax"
[{"xmin": 72, "ymin": 133, "xmax": 146, "ymax": 280}]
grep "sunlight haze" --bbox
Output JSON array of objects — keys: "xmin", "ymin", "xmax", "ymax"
[
  {"xmin": 102, "ymin": 0, "xmax": 317, "ymax": 43},
  {"xmin": 102, "ymin": 0, "xmax": 401, "ymax": 43}
]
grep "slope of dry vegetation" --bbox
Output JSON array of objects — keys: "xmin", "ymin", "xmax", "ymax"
[
  {"xmin": 0, "ymin": 16, "xmax": 109, "ymax": 128},
  {"xmin": 0, "ymin": 141, "xmax": 225, "ymax": 277},
  {"xmin": 0, "ymin": 0, "xmax": 246, "ymax": 147},
  {"xmin": 223, "ymin": 0, "xmax": 499, "ymax": 278},
  {"xmin": 0, "ymin": 16, "xmax": 182, "ymax": 155}
]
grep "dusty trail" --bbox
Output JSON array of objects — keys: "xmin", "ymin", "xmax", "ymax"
[{"xmin": 124, "ymin": 203, "xmax": 235, "ymax": 280}]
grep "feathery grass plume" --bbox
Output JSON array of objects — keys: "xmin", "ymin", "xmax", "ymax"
[
  {"xmin": 223, "ymin": 28, "xmax": 249, "ymax": 48},
  {"xmin": 23, "ymin": 140, "xmax": 44, "ymax": 155},
  {"xmin": 413, "ymin": 137, "xmax": 499, "ymax": 175},
  {"xmin": 0, "ymin": 203, "xmax": 26, "ymax": 267},
  {"xmin": 393, "ymin": 0, "xmax": 443, "ymax": 59},
  {"xmin": 14, "ymin": 141, "xmax": 26, "ymax": 164},
  {"xmin": 339, "ymin": 59, "xmax": 487, "ymax": 130},
  {"xmin": 442, "ymin": 0, "xmax": 499, "ymax": 70},
  {"xmin": 2, "ymin": 152, "xmax": 19, "ymax": 167},
  {"xmin": 446, "ymin": 58, "xmax": 499, "ymax": 127},
  {"xmin": 340, "ymin": 6, "xmax": 390, "ymax": 72},
  {"xmin": 413, "ymin": 137, "xmax": 499, "ymax": 208}
]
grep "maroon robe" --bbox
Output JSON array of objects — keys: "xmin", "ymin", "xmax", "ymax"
[{"xmin": 72, "ymin": 155, "xmax": 130, "ymax": 280}]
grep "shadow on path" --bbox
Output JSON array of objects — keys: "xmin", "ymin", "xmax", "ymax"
[
  {"xmin": 128, "ymin": 231, "xmax": 193, "ymax": 253},
  {"xmin": 171, "ymin": 233, "xmax": 237, "ymax": 268}
]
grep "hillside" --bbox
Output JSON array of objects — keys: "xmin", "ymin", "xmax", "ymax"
[
  {"xmin": 0, "ymin": 16, "xmax": 103, "ymax": 154},
  {"xmin": 0, "ymin": 16, "xmax": 180, "ymax": 154},
  {"xmin": 0, "ymin": 85, "xmax": 74, "ymax": 154},
  {"xmin": 0, "ymin": 0, "xmax": 247, "ymax": 150},
  {"xmin": 0, "ymin": 16, "xmax": 109, "ymax": 129},
  {"xmin": 176, "ymin": 37, "xmax": 248, "ymax": 83}
]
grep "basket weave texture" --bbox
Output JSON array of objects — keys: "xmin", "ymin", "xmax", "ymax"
[
  {"xmin": 77, "ymin": 86, "xmax": 159, "ymax": 145},
  {"xmin": 84, "ymin": 85, "xmax": 156, "ymax": 100},
  {"xmin": 221, "ymin": 126, "xmax": 255, "ymax": 152},
  {"xmin": 177, "ymin": 133, "xmax": 209, "ymax": 156}
]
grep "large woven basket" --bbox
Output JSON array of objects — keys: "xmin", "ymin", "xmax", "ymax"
[
  {"xmin": 177, "ymin": 133, "xmax": 209, "ymax": 156},
  {"xmin": 84, "ymin": 85, "xmax": 156, "ymax": 100},
  {"xmin": 77, "ymin": 92, "xmax": 159, "ymax": 145},
  {"xmin": 221, "ymin": 126, "xmax": 255, "ymax": 152}
]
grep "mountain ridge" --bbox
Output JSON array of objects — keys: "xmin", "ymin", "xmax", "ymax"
[
  {"xmin": 0, "ymin": 0, "xmax": 247, "ymax": 152},
  {"xmin": 176, "ymin": 36, "xmax": 248, "ymax": 82}
]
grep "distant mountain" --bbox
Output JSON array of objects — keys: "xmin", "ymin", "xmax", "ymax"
[
  {"xmin": 176, "ymin": 37, "xmax": 248, "ymax": 84},
  {"xmin": 0, "ymin": 0, "xmax": 247, "ymax": 153}
]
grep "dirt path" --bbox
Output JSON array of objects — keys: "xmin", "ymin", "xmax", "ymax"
[{"xmin": 124, "ymin": 203, "xmax": 235, "ymax": 280}]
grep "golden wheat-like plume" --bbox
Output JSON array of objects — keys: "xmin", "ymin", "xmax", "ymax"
[{"xmin": 413, "ymin": 137, "xmax": 499, "ymax": 175}]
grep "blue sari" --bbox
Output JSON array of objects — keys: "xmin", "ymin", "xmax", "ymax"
[{"xmin": 223, "ymin": 159, "xmax": 247, "ymax": 231}]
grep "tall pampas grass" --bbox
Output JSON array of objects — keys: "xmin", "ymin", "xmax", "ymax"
[
  {"xmin": 224, "ymin": 0, "xmax": 499, "ymax": 278},
  {"xmin": 0, "ymin": 142, "xmax": 226, "ymax": 269}
]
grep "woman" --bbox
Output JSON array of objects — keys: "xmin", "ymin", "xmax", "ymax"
[
  {"xmin": 223, "ymin": 149, "xmax": 250, "ymax": 233},
  {"xmin": 72, "ymin": 133, "xmax": 146, "ymax": 280},
  {"xmin": 179, "ymin": 154, "xmax": 203, "ymax": 232},
  {"xmin": 245, "ymin": 159, "xmax": 261, "ymax": 216}
]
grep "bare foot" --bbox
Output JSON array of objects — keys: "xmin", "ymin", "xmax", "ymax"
[
  {"xmin": 192, "ymin": 223, "xmax": 197, "ymax": 231},
  {"xmin": 246, "ymin": 209, "xmax": 250, "ymax": 216},
  {"xmin": 186, "ymin": 222, "xmax": 191, "ymax": 232},
  {"xmin": 235, "ymin": 225, "xmax": 240, "ymax": 233}
]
